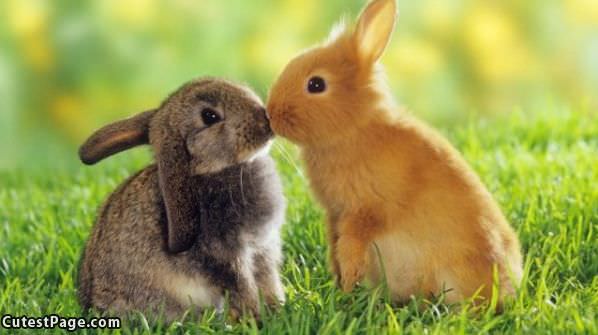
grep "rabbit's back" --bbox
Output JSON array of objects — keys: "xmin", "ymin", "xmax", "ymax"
[
  {"xmin": 79, "ymin": 165, "xmax": 221, "ymax": 316},
  {"xmin": 79, "ymin": 158, "xmax": 285, "ymax": 317},
  {"xmin": 79, "ymin": 165, "xmax": 161, "ymax": 310}
]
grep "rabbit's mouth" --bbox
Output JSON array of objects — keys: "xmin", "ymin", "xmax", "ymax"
[
  {"xmin": 251, "ymin": 140, "xmax": 273, "ymax": 162},
  {"xmin": 268, "ymin": 108, "xmax": 304, "ymax": 144},
  {"xmin": 232, "ymin": 116, "xmax": 272, "ymax": 162},
  {"xmin": 234, "ymin": 105, "xmax": 274, "ymax": 162},
  {"xmin": 237, "ymin": 138, "xmax": 273, "ymax": 163}
]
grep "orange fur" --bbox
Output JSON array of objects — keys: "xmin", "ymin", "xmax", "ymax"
[{"xmin": 267, "ymin": 0, "xmax": 522, "ymax": 307}]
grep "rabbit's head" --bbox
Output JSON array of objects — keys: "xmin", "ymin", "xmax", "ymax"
[
  {"xmin": 267, "ymin": 0, "xmax": 397, "ymax": 147},
  {"xmin": 149, "ymin": 78, "xmax": 273, "ymax": 174},
  {"xmin": 79, "ymin": 78, "xmax": 272, "ymax": 252}
]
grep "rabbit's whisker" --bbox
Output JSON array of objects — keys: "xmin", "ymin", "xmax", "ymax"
[
  {"xmin": 239, "ymin": 165, "xmax": 247, "ymax": 205},
  {"xmin": 273, "ymin": 142, "xmax": 305, "ymax": 181},
  {"xmin": 228, "ymin": 185, "xmax": 242, "ymax": 218}
]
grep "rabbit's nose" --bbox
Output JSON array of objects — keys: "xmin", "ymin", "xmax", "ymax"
[
  {"xmin": 257, "ymin": 107, "xmax": 272, "ymax": 125},
  {"xmin": 257, "ymin": 107, "xmax": 269, "ymax": 119},
  {"xmin": 256, "ymin": 107, "xmax": 273, "ymax": 136},
  {"xmin": 260, "ymin": 107, "xmax": 272, "ymax": 121}
]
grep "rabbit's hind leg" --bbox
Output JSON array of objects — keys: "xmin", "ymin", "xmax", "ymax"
[
  {"xmin": 87, "ymin": 275, "xmax": 187, "ymax": 323},
  {"xmin": 253, "ymin": 250, "xmax": 285, "ymax": 307}
]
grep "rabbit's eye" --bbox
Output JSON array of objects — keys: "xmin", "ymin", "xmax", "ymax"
[
  {"xmin": 307, "ymin": 76, "xmax": 326, "ymax": 94},
  {"xmin": 201, "ymin": 108, "xmax": 222, "ymax": 126}
]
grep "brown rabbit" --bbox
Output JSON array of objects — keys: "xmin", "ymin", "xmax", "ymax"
[
  {"xmin": 266, "ymin": 0, "xmax": 522, "ymax": 308},
  {"xmin": 78, "ymin": 78, "xmax": 286, "ymax": 321}
]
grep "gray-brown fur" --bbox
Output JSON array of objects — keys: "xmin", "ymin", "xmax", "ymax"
[{"xmin": 77, "ymin": 78, "xmax": 286, "ymax": 321}]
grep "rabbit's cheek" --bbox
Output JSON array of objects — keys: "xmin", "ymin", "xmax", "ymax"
[
  {"xmin": 191, "ymin": 153, "xmax": 233, "ymax": 175},
  {"xmin": 187, "ymin": 134, "xmax": 237, "ymax": 174},
  {"xmin": 269, "ymin": 111, "xmax": 310, "ymax": 145},
  {"xmin": 185, "ymin": 130, "xmax": 201, "ymax": 153},
  {"xmin": 267, "ymin": 109, "xmax": 292, "ymax": 137},
  {"xmin": 235, "ymin": 135, "xmax": 254, "ymax": 162}
]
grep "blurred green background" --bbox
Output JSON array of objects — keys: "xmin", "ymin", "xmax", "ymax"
[{"xmin": 1, "ymin": 0, "xmax": 597, "ymax": 170}]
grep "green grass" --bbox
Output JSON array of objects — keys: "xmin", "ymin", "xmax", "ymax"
[{"xmin": 1, "ymin": 107, "xmax": 597, "ymax": 334}]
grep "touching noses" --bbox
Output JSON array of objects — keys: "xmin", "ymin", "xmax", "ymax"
[{"xmin": 258, "ymin": 106, "xmax": 269, "ymax": 120}]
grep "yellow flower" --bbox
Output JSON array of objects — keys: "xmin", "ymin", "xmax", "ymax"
[
  {"xmin": 51, "ymin": 94, "xmax": 89, "ymax": 141},
  {"xmin": 7, "ymin": 0, "xmax": 54, "ymax": 72},
  {"xmin": 565, "ymin": 0, "xmax": 598, "ymax": 26},
  {"xmin": 463, "ymin": 4, "xmax": 537, "ymax": 84},
  {"xmin": 7, "ymin": 0, "xmax": 46, "ymax": 36},
  {"xmin": 385, "ymin": 36, "xmax": 444, "ymax": 81},
  {"xmin": 102, "ymin": 0, "xmax": 156, "ymax": 27},
  {"xmin": 23, "ymin": 36, "xmax": 54, "ymax": 73},
  {"xmin": 243, "ymin": 0, "xmax": 318, "ymax": 78},
  {"xmin": 420, "ymin": 0, "xmax": 458, "ymax": 41}
]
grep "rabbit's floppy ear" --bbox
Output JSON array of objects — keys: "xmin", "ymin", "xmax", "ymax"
[
  {"xmin": 79, "ymin": 109, "xmax": 156, "ymax": 165},
  {"xmin": 353, "ymin": 0, "xmax": 397, "ymax": 65},
  {"xmin": 155, "ymin": 131, "xmax": 200, "ymax": 253}
]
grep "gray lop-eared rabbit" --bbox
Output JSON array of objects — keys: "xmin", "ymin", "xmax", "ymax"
[{"xmin": 77, "ymin": 78, "xmax": 286, "ymax": 320}]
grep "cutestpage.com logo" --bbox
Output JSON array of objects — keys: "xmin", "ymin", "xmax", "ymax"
[{"xmin": 2, "ymin": 314, "xmax": 121, "ymax": 332}]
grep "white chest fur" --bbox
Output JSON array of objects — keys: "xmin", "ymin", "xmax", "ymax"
[
  {"xmin": 163, "ymin": 272, "xmax": 224, "ymax": 311},
  {"xmin": 365, "ymin": 232, "xmax": 459, "ymax": 302}
]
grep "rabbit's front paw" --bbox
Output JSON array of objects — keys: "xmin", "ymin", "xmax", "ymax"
[
  {"xmin": 228, "ymin": 305, "xmax": 260, "ymax": 322},
  {"xmin": 339, "ymin": 255, "xmax": 366, "ymax": 292},
  {"xmin": 337, "ymin": 233, "xmax": 368, "ymax": 292},
  {"xmin": 229, "ymin": 294, "xmax": 260, "ymax": 322},
  {"xmin": 228, "ymin": 307, "xmax": 241, "ymax": 322}
]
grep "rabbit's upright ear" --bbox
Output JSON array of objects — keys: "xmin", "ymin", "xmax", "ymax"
[
  {"xmin": 155, "ymin": 134, "xmax": 200, "ymax": 253},
  {"xmin": 353, "ymin": 0, "xmax": 397, "ymax": 65},
  {"xmin": 79, "ymin": 109, "xmax": 157, "ymax": 165}
]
